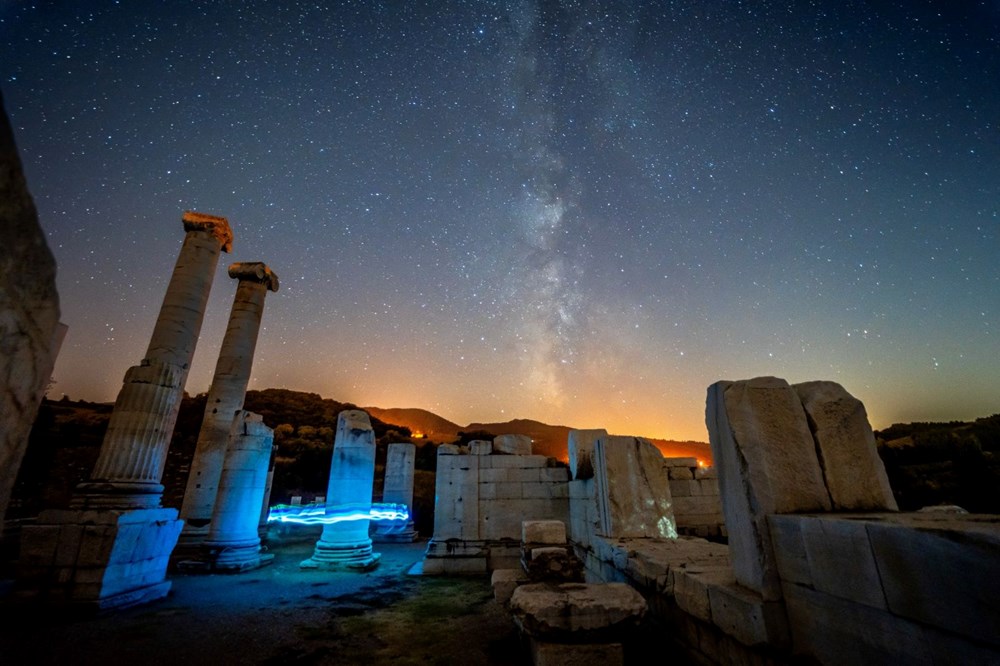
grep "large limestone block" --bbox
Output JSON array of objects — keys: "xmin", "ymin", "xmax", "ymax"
[
  {"xmin": 567, "ymin": 429, "xmax": 607, "ymax": 480},
  {"xmin": 593, "ymin": 435, "xmax": 676, "ymax": 539},
  {"xmin": 783, "ymin": 582, "xmax": 934, "ymax": 665},
  {"xmin": 432, "ymin": 452, "xmax": 479, "ymax": 540},
  {"xmin": 866, "ymin": 517, "xmax": 1000, "ymax": 647},
  {"xmin": 706, "ymin": 377, "xmax": 830, "ymax": 601},
  {"xmin": 0, "ymin": 94, "xmax": 61, "ymax": 533},
  {"xmin": 794, "ymin": 381, "xmax": 897, "ymax": 511},
  {"xmin": 493, "ymin": 434, "xmax": 533, "ymax": 455},
  {"xmin": 509, "ymin": 582, "xmax": 646, "ymax": 638},
  {"xmin": 523, "ymin": 520, "xmax": 567, "ymax": 545}
]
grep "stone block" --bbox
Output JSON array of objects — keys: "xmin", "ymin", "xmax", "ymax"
[
  {"xmin": 510, "ymin": 467, "xmax": 542, "ymax": 483},
  {"xmin": 468, "ymin": 439, "xmax": 492, "ymax": 455},
  {"xmin": 672, "ymin": 566, "xmax": 732, "ymax": 623},
  {"xmin": 665, "ymin": 457, "xmax": 699, "ymax": 468},
  {"xmin": 669, "ymin": 479, "xmax": 692, "ymax": 497},
  {"xmin": 706, "ymin": 377, "xmax": 830, "ymax": 601},
  {"xmin": 794, "ymin": 381, "xmax": 898, "ymax": 511},
  {"xmin": 593, "ymin": 435, "xmax": 676, "ymax": 539},
  {"xmin": 487, "ymin": 454, "xmax": 547, "ymax": 469},
  {"xmin": 479, "ymin": 467, "xmax": 511, "ymax": 484},
  {"xmin": 568, "ymin": 429, "xmax": 607, "ymax": 480},
  {"xmin": 695, "ymin": 466, "xmax": 718, "ymax": 480},
  {"xmin": 437, "ymin": 444, "xmax": 460, "ymax": 455},
  {"xmin": 801, "ymin": 516, "xmax": 887, "ymax": 609},
  {"xmin": 493, "ymin": 482, "xmax": 523, "ymax": 500},
  {"xmin": 492, "ymin": 568, "xmax": 528, "ymax": 605},
  {"xmin": 530, "ymin": 639, "xmax": 624, "ymax": 666},
  {"xmin": 510, "ymin": 582, "xmax": 646, "ymax": 638},
  {"xmin": 866, "ymin": 517, "xmax": 1000, "ymax": 646},
  {"xmin": 783, "ymin": 582, "xmax": 933, "ymax": 665},
  {"xmin": 494, "ymin": 434, "xmax": 533, "ymax": 455},
  {"xmin": 541, "ymin": 467, "xmax": 570, "ymax": 483},
  {"xmin": 523, "ymin": 520, "xmax": 567, "ymax": 545},
  {"xmin": 523, "ymin": 482, "xmax": 557, "ymax": 499},
  {"xmin": 708, "ymin": 581, "xmax": 789, "ymax": 648},
  {"xmin": 766, "ymin": 515, "xmax": 811, "ymax": 586},
  {"xmin": 668, "ymin": 466, "xmax": 694, "ymax": 480}
]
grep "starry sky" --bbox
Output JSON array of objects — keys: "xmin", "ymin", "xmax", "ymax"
[{"xmin": 2, "ymin": 1, "xmax": 998, "ymax": 441}]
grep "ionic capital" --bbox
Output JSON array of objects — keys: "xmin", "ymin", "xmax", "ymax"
[
  {"xmin": 182, "ymin": 211, "xmax": 233, "ymax": 252},
  {"xmin": 228, "ymin": 262, "xmax": 279, "ymax": 292}
]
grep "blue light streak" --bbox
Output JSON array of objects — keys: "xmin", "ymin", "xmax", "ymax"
[{"xmin": 267, "ymin": 502, "xmax": 409, "ymax": 525}]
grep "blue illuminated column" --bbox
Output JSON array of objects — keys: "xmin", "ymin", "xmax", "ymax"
[
  {"xmin": 300, "ymin": 410, "xmax": 381, "ymax": 570},
  {"xmin": 373, "ymin": 442, "xmax": 418, "ymax": 542},
  {"xmin": 190, "ymin": 411, "xmax": 275, "ymax": 572}
]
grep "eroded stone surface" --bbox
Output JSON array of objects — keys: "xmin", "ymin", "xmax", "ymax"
[
  {"xmin": 593, "ymin": 435, "xmax": 676, "ymax": 539},
  {"xmin": 493, "ymin": 434, "xmax": 533, "ymax": 455},
  {"xmin": 0, "ymin": 94, "xmax": 60, "ymax": 532},
  {"xmin": 567, "ymin": 429, "xmax": 607, "ymax": 480},
  {"xmin": 794, "ymin": 380, "xmax": 897, "ymax": 511},
  {"xmin": 706, "ymin": 377, "xmax": 830, "ymax": 600},
  {"xmin": 509, "ymin": 582, "xmax": 646, "ymax": 638}
]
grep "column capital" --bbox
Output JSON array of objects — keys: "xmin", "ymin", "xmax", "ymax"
[
  {"xmin": 182, "ymin": 211, "xmax": 233, "ymax": 252},
  {"xmin": 228, "ymin": 262, "xmax": 279, "ymax": 292}
]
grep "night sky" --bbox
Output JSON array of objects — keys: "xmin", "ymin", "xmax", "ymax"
[{"xmin": 2, "ymin": 1, "xmax": 998, "ymax": 441}]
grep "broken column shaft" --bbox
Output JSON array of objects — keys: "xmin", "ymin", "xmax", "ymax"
[
  {"xmin": 179, "ymin": 261, "xmax": 278, "ymax": 542},
  {"xmin": 301, "ymin": 410, "xmax": 380, "ymax": 570}
]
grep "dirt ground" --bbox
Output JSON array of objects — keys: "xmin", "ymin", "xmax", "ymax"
[{"xmin": 0, "ymin": 539, "xmax": 528, "ymax": 665}]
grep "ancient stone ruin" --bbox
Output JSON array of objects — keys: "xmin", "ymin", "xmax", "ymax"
[
  {"xmin": 425, "ymin": 377, "xmax": 1000, "ymax": 664},
  {"xmin": 16, "ymin": 212, "xmax": 232, "ymax": 609},
  {"xmin": 0, "ymin": 93, "xmax": 61, "ymax": 538}
]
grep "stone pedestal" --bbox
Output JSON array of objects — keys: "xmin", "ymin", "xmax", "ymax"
[
  {"xmin": 179, "ymin": 412, "xmax": 275, "ymax": 572},
  {"xmin": 300, "ymin": 410, "xmax": 380, "ymax": 570},
  {"xmin": 178, "ymin": 262, "xmax": 278, "ymax": 548},
  {"xmin": 16, "ymin": 507, "xmax": 183, "ymax": 609},
  {"xmin": 372, "ymin": 442, "xmax": 418, "ymax": 542},
  {"xmin": 17, "ymin": 212, "xmax": 231, "ymax": 609}
]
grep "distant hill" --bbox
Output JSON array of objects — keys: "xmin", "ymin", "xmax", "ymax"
[
  {"xmin": 367, "ymin": 408, "xmax": 712, "ymax": 464},
  {"xmin": 875, "ymin": 415, "xmax": 1000, "ymax": 512},
  {"xmin": 364, "ymin": 407, "xmax": 462, "ymax": 442}
]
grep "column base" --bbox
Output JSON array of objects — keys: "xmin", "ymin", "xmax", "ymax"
[
  {"xmin": 16, "ymin": 507, "xmax": 183, "ymax": 610},
  {"xmin": 371, "ymin": 520, "xmax": 419, "ymax": 543},
  {"xmin": 300, "ymin": 538, "xmax": 381, "ymax": 571},
  {"xmin": 175, "ymin": 537, "xmax": 273, "ymax": 573},
  {"xmin": 71, "ymin": 481, "xmax": 165, "ymax": 510}
]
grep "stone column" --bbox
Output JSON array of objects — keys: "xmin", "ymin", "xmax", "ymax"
[
  {"xmin": 16, "ymin": 212, "xmax": 231, "ymax": 610},
  {"xmin": 301, "ymin": 410, "xmax": 381, "ymax": 570},
  {"xmin": 180, "ymin": 411, "xmax": 275, "ymax": 572},
  {"xmin": 178, "ymin": 261, "xmax": 278, "ymax": 544},
  {"xmin": 258, "ymin": 442, "xmax": 278, "ymax": 540},
  {"xmin": 75, "ymin": 212, "xmax": 233, "ymax": 509},
  {"xmin": 372, "ymin": 442, "xmax": 418, "ymax": 542}
]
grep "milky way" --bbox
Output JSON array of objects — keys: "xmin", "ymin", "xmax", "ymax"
[{"xmin": 3, "ymin": 1, "xmax": 998, "ymax": 440}]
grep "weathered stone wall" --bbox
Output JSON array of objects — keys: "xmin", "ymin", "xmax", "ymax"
[
  {"xmin": 0, "ymin": 92, "xmax": 60, "ymax": 535},
  {"xmin": 423, "ymin": 438, "xmax": 570, "ymax": 574},
  {"xmin": 663, "ymin": 457, "xmax": 725, "ymax": 539}
]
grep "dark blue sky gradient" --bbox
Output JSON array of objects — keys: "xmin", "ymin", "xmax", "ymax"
[{"xmin": 3, "ymin": 1, "xmax": 998, "ymax": 439}]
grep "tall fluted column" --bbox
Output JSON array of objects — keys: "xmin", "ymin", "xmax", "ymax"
[
  {"xmin": 179, "ymin": 262, "xmax": 278, "ymax": 541},
  {"xmin": 17, "ymin": 211, "xmax": 232, "ymax": 610},
  {"xmin": 75, "ymin": 212, "xmax": 232, "ymax": 509}
]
